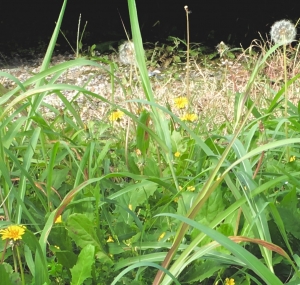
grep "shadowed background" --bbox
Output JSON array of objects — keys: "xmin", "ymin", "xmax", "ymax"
[{"xmin": 0, "ymin": 0, "xmax": 300, "ymax": 53}]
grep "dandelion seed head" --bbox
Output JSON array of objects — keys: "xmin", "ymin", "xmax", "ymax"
[
  {"xmin": 119, "ymin": 41, "xmax": 136, "ymax": 65},
  {"xmin": 270, "ymin": 19, "xmax": 296, "ymax": 45}
]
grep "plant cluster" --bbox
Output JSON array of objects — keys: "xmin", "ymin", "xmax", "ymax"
[{"xmin": 1, "ymin": 1, "xmax": 300, "ymax": 285}]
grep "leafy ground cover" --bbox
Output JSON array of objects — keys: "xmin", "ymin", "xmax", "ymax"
[{"xmin": 1, "ymin": 1, "xmax": 300, "ymax": 284}]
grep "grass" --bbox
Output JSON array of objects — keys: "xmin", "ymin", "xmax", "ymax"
[{"xmin": 1, "ymin": 0, "xmax": 300, "ymax": 284}]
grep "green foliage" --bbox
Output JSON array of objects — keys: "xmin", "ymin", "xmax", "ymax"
[
  {"xmin": 70, "ymin": 244, "xmax": 95, "ymax": 285},
  {"xmin": 0, "ymin": 263, "xmax": 21, "ymax": 285},
  {"xmin": 66, "ymin": 214, "xmax": 110, "ymax": 262},
  {"xmin": 276, "ymin": 189, "xmax": 300, "ymax": 240},
  {"xmin": 1, "ymin": 0, "xmax": 300, "ymax": 284}
]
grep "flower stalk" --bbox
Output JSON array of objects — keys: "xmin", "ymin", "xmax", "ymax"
[
  {"xmin": 270, "ymin": 19, "xmax": 297, "ymax": 160},
  {"xmin": 184, "ymin": 5, "xmax": 191, "ymax": 100},
  {"xmin": 16, "ymin": 245, "xmax": 25, "ymax": 285}
]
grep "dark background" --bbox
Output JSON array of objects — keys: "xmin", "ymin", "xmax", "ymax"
[{"xmin": 0, "ymin": 0, "xmax": 300, "ymax": 54}]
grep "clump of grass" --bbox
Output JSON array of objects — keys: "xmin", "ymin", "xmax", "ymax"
[{"xmin": 1, "ymin": 1, "xmax": 300, "ymax": 285}]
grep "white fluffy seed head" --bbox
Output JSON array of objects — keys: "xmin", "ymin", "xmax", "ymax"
[
  {"xmin": 270, "ymin": 19, "xmax": 297, "ymax": 45},
  {"xmin": 119, "ymin": 41, "xmax": 136, "ymax": 65}
]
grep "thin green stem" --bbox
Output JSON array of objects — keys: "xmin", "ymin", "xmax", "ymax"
[
  {"xmin": 12, "ymin": 245, "xmax": 18, "ymax": 273},
  {"xmin": 0, "ymin": 240, "xmax": 9, "ymax": 263},
  {"xmin": 283, "ymin": 44, "xmax": 289, "ymax": 159},
  {"xmin": 16, "ymin": 245, "xmax": 25, "ymax": 285},
  {"xmin": 184, "ymin": 6, "xmax": 190, "ymax": 100},
  {"xmin": 76, "ymin": 14, "xmax": 81, "ymax": 58}
]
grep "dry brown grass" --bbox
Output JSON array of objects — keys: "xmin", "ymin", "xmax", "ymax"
[{"xmin": 1, "ymin": 40, "xmax": 300, "ymax": 131}]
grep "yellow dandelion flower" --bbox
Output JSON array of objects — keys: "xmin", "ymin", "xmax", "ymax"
[
  {"xmin": 225, "ymin": 278, "xmax": 235, "ymax": 285},
  {"xmin": 180, "ymin": 113, "xmax": 197, "ymax": 122},
  {"xmin": 289, "ymin": 155, "xmax": 296, "ymax": 162},
  {"xmin": 0, "ymin": 225, "xmax": 26, "ymax": 241},
  {"xmin": 158, "ymin": 232, "xmax": 166, "ymax": 241},
  {"xmin": 186, "ymin": 114, "xmax": 197, "ymax": 122},
  {"xmin": 174, "ymin": 151, "xmax": 181, "ymax": 157},
  {"xmin": 187, "ymin": 186, "xmax": 195, "ymax": 192},
  {"xmin": 180, "ymin": 114, "xmax": 188, "ymax": 121},
  {"xmin": 107, "ymin": 236, "xmax": 114, "ymax": 243},
  {"xmin": 55, "ymin": 215, "xmax": 62, "ymax": 224},
  {"xmin": 109, "ymin": 110, "xmax": 124, "ymax": 121},
  {"xmin": 174, "ymin": 97, "xmax": 188, "ymax": 109}
]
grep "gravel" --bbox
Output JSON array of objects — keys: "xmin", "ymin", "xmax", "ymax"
[
  {"xmin": 0, "ymin": 50, "xmax": 140, "ymax": 122},
  {"xmin": 0, "ymin": 46, "xmax": 253, "ymax": 130}
]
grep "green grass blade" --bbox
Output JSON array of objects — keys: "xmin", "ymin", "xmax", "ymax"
[
  {"xmin": 15, "ymin": 127, "xmax": 41, "ymax": 224},
  {"xmin": 128, "ymin": 0, "xmax": 154, "ymax": 102},
  {"xmin": 156, "ymin": 213, "xmax": 283, "ymax": 285},
  {"xmin": 46, "ymin": 141, "xmax": 60, "ymax": 211},
  {"xmin": 37, "ymin": 0, "xmax": 68, "ymax": 83},
  {"xmin": 161, "ymin": 174, "xmax": 292, "ymax": 284},
  {"xmin": 112, "ymin": 262, "xmax": 180, "ymax": 285}
]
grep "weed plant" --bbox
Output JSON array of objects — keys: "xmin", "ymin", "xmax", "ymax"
[{"xmin": 1, "ymin": 0, "xmax": 300, "ymax": 284}]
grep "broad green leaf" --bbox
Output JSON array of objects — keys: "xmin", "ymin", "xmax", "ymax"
[
  {"xmin": 0, "ymin": 263, "xmax": 17, "ymax": 285},
  {"xmin": 66, "ymin": 213, "xmax": 111, "ymax": 264},
  {"xmin": 143, "ymin": 157, "xmax": 160, "ymax": 177},
  {"xmin": 55, "ymin": 251, "xmax": 78, "ymax": 271},
  {"xmin": 50, "ymin": 168, "xmax": 70, "ymax": 190},
  {"xmin": 70, "ymin": 244, "xmax": 95, "ymax": 285},
  {"xmin": 181, "ymin": 260, "xmax": 222, "ymax": 283},
  {"xmin": 114, "ymin": 181, "xmax": 157, "ymax": 224}
]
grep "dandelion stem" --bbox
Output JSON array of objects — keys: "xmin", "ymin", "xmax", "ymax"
[
  {"xmin": 12, "ymin": 245, "xmax": 18, "ymax": 273},
  {"xmin": 283, "ymin": 44, "xmax": 290, "ymax": 159},
  {"xmin": 184, "ymin": 6, "xmax": 190, "ymax": 100},
  {"xmin": 270, "ymin": 19, "xmax": 296, "ymax": 160},
  {"xmin": 76, "ymin": 14, "xmax": 81, "ymax": 58},
  {"xmin": 16, "ymin": 246, "xmax": 25, "ymax": 285}
]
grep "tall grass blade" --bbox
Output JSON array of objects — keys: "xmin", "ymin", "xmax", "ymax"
[{"xmin": 157, "ymin": 213, "xmax": 284, "ymax": 285}]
